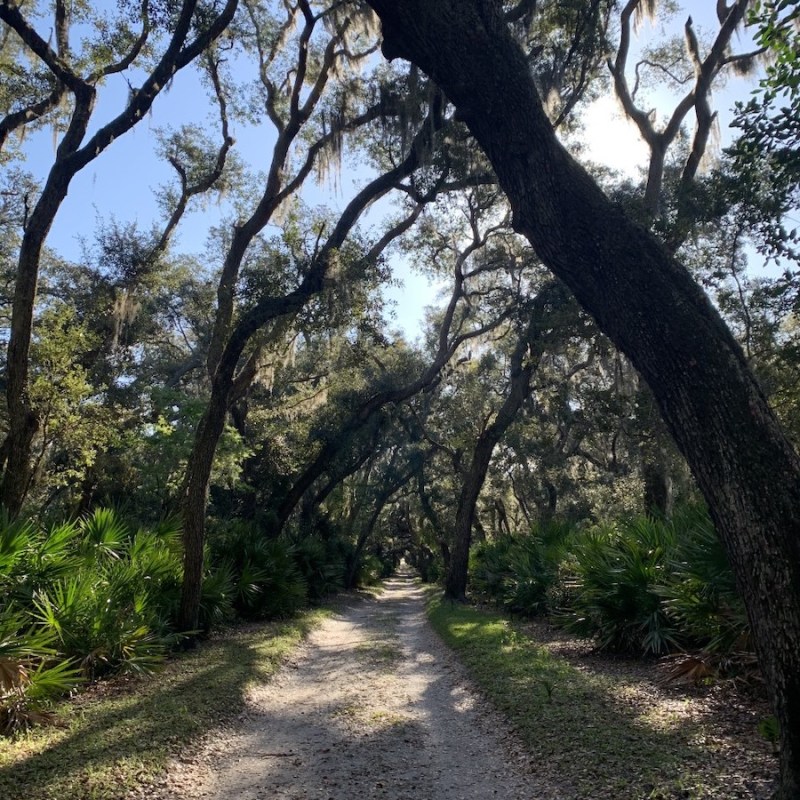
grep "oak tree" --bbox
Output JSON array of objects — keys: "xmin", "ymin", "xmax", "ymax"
[{"xmin": 365, "ymin": 0, "xmax": 800, "ymax": 794}]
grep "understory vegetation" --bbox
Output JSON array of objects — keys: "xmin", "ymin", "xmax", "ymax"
[
  {"xmin": 427, "ymin": 595, "xmax": 774, "ymax": 799},
  {"xmin": 0, "ymin": 610, "xmax": 328, "ymax": 800},
  {"xmin": 0, "ymin": 508, "xmax": 389, "ymax": 734},
  {"xmin": 469, "ymin": 505, "xmax": 753, "ymax": 680}
]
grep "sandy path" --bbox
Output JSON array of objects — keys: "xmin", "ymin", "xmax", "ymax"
[{"xmin": 155, "ymin": 571, "xmax": 549, "ymax": 800}]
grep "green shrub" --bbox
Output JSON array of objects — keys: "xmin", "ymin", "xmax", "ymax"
[
  {"xmin": 30, "ymin": 511, "xmax": 183, "ymax": 678},
  {"xmin": 0, "ymin": 509, "xmax": 184, "ymax": 732},
  {"xmin": 471, "ymin": 520, "xmax": 575, "ymax": 616},
  {"xmin": 291, "ymin": 535, "xmax": 345, "ymax": 600},
  {"xmin": 661, "ymin": 505, "xmax": 749, "ymax": 652},
  {"xmin": 560, "ymin": 516, "xmax": 678, "ymax": 655},
  {"xmin": 468, "ymin": 506, "xmax": 751, "ymax": 669},
  {"xmin": 199, "ymin": 561, "xmax": 236, "ymax": 630},
  {"xmin": 251, "ymin": 539, "xmax": 309, "ymax": 617},
  {"xmin": 470, "ymin": 536, "xmax": 515, "ymax": 601},
  {"xmin": 0, "ymin": 515, "xmax": 82, "ymax": 607},
  {"xmin": 351, "ymin": 553, "xmax": 385, "ymax": 586},
  {"xmin": 658, "ymin": 505, "xmax": 752, "ymax": 679},
  {"xmin": 0, "ymin": 609, "xmax": 83, "ymax": 734},
  {"xmin": 557, "ymin": 507, "xmax": 752, "ymax": 664},
  {"xmin": 208, "ymin": 522, "xmax": 309, "ymax": 618}
]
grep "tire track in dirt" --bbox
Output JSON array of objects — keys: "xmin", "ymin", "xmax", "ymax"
[{"xmin": 150, "ymin": 571, "xmax": 554, "ymax": 799}]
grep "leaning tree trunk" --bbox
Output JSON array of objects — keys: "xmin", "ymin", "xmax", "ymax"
[
  {"xmin": 178, "ymin": 388, "xmax": 229, "ymax": 633},
  {"xmin": 367, "ymin": 2, "xmax": 800, "ymax": 795},
  {"xmin": 177, "ymin": 124, "xmax": 440, "ymax": 633},
  {"xmin": 177, "ymin": 293, "xmax": 314, "ymax": 634},
  {"xmin": 445, "ymin": 436, "xmax": 498, "ymax": 601},
  {"xmin": 445, "ymin": 285, "xmax": 563, "ymax": 599}
]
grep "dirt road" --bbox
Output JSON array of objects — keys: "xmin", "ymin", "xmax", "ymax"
[{"xmin": 153, "ymin": 572, "xmax": 548, "ymax": 799}]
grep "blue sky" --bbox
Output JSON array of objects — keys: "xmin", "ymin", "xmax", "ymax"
[
  {"xmin": 20, "ymin": 39, "xmax": 436, "ymax": 339},
  {"xmin": 18, "ymin": 1, "xmax": 765, "ymax": 341}
]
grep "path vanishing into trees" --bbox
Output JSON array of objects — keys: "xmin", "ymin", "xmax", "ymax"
[{"xmin": 146, "ymin": 570, "xmax": 548, "ymax": 800}]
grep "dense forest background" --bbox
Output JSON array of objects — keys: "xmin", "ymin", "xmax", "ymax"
[{"xmin": 1, "ymin": 0, "xmax": 799, "ymax": 785}]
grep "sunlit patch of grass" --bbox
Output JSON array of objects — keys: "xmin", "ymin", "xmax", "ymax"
[
  {"xmin": 332, "ymin": 703, "xmax": 407, "ymax": 732},
  {"xmin": 0, "ymin": 610, "xmax": 329, "ymax": 800},
  {"xmin": 368, "ymin": 709, "xmax": 408, "ymax": 729},
  {"xmin": 426, "ymin": 596, "xmax": 768, "ymax": 798},
  {"xmin": 331, "ymin": 702, "xmax": 360, "ymax": 719}
]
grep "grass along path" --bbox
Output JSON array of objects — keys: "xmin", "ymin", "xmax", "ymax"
[
  {"xmin": 427, "ymin": 596, "xmax": 776, "ymax": 799},
  {"xmin": 0, "ymin": 610, "xmax": 329, "ymax": 800}
]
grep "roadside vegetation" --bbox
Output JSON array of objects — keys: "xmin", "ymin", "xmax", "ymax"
[
  {"xmin": 0, "ymin": 610, "xmax": 328, "ymax": 800},
  {"xmin": 427, "ymin": 594, "xmax": 775, "ymax": 798},
  {"xmin": 421, "ymin": 504, "xmax": 774, "ymax": 796},
  {"xmin": 0, "ymin": 507, "xmax": 388, "ymax": 741},
  {"xmin": 468, "ymin": 505, "xmax": 752, "ymax": 679}
]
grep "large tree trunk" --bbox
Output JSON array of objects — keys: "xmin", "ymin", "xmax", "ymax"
[
  {"xmin": 0, "ymin": 405, "xmax": 39, "ymax": 515},
  {"xmin": 366, "ymin": 2, "xmax": 800, "ymax": 795},
  {"xmin": 1, "ymin": 160, "xmax": 88, "ymax": 514},
  {"xmin": 445, "ymin": 435, "xmax": 497, "ymax": 601}
]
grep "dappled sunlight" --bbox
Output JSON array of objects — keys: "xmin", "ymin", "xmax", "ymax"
[
  {"xmin": 0, "ymin": 616, "xmax": 320, "ymax": 799},
  {"xmin": 429, "ymin": 598, "xmax": 775, "ymax": 798},
  {"xmin": 448, "ymin": 685, "xmax": 477, "ymax": 713},
  {"xmin": 149, "ymin": 570, "xmax": 541, "ymax": 798}
]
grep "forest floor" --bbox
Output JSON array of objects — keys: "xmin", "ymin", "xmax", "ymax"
[{"xmin": 137, "ymin": 570, "xmax": 776, "ymax": 800}]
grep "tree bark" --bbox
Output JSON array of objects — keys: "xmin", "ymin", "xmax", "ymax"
[
  {"xmin": 177, "ymin": 386, "xmax": 228, "ymax": 633},
  {"xmin": 366, "ymin": 2, "xmax": 800, "ymax": 794},
  {"xmin": 642, "ymin": 456, "xmax": 673, "ymax": 519}
]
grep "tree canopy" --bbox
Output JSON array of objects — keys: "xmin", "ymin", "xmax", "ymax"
[{"xmin": 2, "ymin": 0, "xmax": 800, "ymax": 794}]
